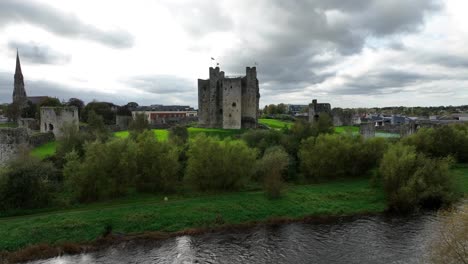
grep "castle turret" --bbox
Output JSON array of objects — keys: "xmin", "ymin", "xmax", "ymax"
[{"xmin": 13, "ymin": 50, "xmax": 27, "ymax": 104}]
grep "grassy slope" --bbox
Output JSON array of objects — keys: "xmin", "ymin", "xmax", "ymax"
[
  {"xmin": 259, "ymin": 119, "xmax": 292, "ymax": 129},
  {"xmin": 334, "ymin": 126, "xmax": 359, "ymax": 134},
  {"xmin": 0, "ymin": 178, "xmax": 385, "ymax": 252}
]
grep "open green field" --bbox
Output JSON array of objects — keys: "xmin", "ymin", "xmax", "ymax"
[
  {"xmin": 0, "ymin": 178, "xmax": 386, "ymax": 252},
  {"xmin": 0, "ymin": 122, "xmax": 17, "ymax": 128},
  {"xmin": 114, "ymin": 129, "xmax": 169, "ymax": 141},
  {"xmin": 259, "ymin": 118, "xmax": 293, "ymax": 129}
]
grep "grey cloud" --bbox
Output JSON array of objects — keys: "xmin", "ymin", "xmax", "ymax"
[
  {"xmin": 173, "ymin": 0, "xmax": 441, "ymax": 98},
  {"xmin": 0, "ymin": 0, "xmax": 134, "ymax": 48},
  {"xmin": 124, "ymin": 75, "xmax": 194, "ymax": 94},
  {"xmin": 333, "ymin": 70, "xmax": 438, "ymax": 95},
  {"xmin": 8, "ymin": 41, "xmax": 71, "ymax": 65}
]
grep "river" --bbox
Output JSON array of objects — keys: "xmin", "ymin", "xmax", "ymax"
[{"xmin": 26, "ymin": 211, "xmax": 449, "ymax": 264}]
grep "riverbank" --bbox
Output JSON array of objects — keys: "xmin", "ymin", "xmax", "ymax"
[
  {"xmin": 1, "ymin": 166, "xmax": 466, "ymax": 263},
  {"xmin": 1, "ymin": 178, "xmax": 385, "ymax": 262}
]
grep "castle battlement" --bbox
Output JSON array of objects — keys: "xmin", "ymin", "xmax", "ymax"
[{"xmin": 198, "ymin": 66, "xmax": 260, "ymax": 129}]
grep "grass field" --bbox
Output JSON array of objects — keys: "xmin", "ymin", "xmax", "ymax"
[
  {"xmin": 334, "ymin": 126, "xmax": 359, "ymax": 134},
  {"xmin": 30, "ymin": 142, "xmax": 56, "ymax": 159},
  {"xmin": 259, "ymin": 118, "xmax": 292, "ymax": 129},
  {"xmin": 0, "ymin": 122, "xmax": 17, "ymax": 128},
  {"xmin": 0, "ymin": 178, "xmax": 386, "ymax": 252}
]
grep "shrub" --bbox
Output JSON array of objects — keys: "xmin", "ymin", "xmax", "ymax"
[
  {"xmin": 135, "ymin": 130, "xmax": 179, "ymax": 193},
  {"xmin": 0, "ymin": 156, "xmax": 58, "ymax": 210},
  {"xmin": 299, "ymin": 134, "xmax": 386, "ymax": 181},
  {"xmin": 379, "ymin": 143, "xmax": 458, "ymax": 212},
  {"xmin": 129, "ymin": 112, "xmax": 149, "ymax": 137},
  {"xmin": 402, "ymin": 124, "xmax": 468, "ymax": 162},
  {"xmin": 87, "ymin": 110, "xmax": 111, "ymax": 141},
  {"xmin": 63, "ymin": 139, "xmax": 137, "ymax": 202},
  {"xmin": 185, "ymin": 134, "xmax": 258, "ymax": 191},
  {"xmin": 241, "ymin": 129, "xmax": 284, "ymax": 154},
  {"xmin": 257, "ymin": 146, "xmax": 289, "ymax": 198},
  {"xmin": 169, "ymin": 125, "xmax": 189, "ymax": 145}
]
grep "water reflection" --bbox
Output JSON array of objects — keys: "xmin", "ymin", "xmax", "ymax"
[{"xmin": 28, "ymin": 213, "xmax": 443, "ymax": 264}]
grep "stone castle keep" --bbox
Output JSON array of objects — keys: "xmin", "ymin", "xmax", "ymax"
[{"xmin": 198, "ymin": 67, "xmax": 260, "ymax": 129}]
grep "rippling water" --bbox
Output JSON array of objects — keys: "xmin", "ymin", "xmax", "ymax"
[{"xmin": 29, "ymin": 213, "xmax": 443, "ymax": 264}]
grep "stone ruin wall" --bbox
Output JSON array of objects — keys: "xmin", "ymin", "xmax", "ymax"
[
  {"xmin": 0, "ymin": 128, "xmax": 29, "ymax": 165},
  {"xmin": 0, "ymin": 128, "xmax": 55, "ymax": 166},
  {"xmin": 222, "ymin": 78, "xmax": 242, "ymax": 129},
  {"xmin": 40, "ymin": 106, "xmax": 79, "ymax": 138}
]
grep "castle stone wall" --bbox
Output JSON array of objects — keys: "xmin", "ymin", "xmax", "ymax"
[
  {"xmin": 0, "ymin": 128, "xmax": 29, "ymax": 165},
  {"xmin": 222, "ymin": 78, "xmax": 242, "ymax": 129},
  {"xmin": 40, "ymin": 106, "xmax": 79, "ymax": 138},
  {"xmin": 198, "ymin": 66, "xmax": 259, "ymax": 129}
]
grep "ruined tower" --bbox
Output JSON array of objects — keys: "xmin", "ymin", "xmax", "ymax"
[
  {"xmin": 308, "ymin": 99, "xmax": 331, "ymax": 123},
  {"xmin": 13, "ymin": 51, "xmax": 27, "ymax": 106},
  {"xmin": 198, "ymin": 67, "xmax": 260, "ymax": 129}
]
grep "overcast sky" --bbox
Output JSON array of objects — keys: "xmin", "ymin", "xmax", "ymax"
[{"xmin": 0, "ymin": 0, "xmax": 467, "ymax": 108}]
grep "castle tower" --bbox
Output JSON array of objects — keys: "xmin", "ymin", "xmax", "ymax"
[{"xmin": 13, "ymin": 50, "xmax": 27, "ymax": 105}]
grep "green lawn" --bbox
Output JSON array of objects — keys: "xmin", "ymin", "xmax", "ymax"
[
  {"xmin": 259, "ymin": 118, "xmax": 292, "ymax": 129},
  {"xmin": 114, "ymin": 129, "xmax": 169, "ymax": 141},
  {"xmin": 0, "ymin": 122, "xmax": 17, "ymax": 128},
  {"xmin": 0, "ymin": 178, "xmax": 386, "ymax": 252},
  {"xmin": 334, "ymin": 126, "xmax": 359, "ymax": 134},
  {"xmin": 30, "ymin": 142, "xmax": 56, "ymax": 159}
]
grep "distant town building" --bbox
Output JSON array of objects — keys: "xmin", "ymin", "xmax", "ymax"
[
  {"xmin": 198, "ymin": 67, "xmax": 260, "ymax": 129},
  {"xmin": 131, "ymin": 105, "xmax": 197, "ymax": 125},
  {"xmin": 287, "ymin": 104, "xmax": 308, "ymax": 115}
]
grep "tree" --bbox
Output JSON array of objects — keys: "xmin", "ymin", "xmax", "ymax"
[
  {"xmin": 87, "ymin": 110, "xmax": 111, "ymax": 141},
  {"xmin": 39, "ymin": 97, "xmax": 62, "ymax": 107},
  {"xmin": 0, "ymin": 155, "xmax": 58, "ymax": 210},
  {"xmin": 379, "ymin": 144, "xmax": 458, "ymax": 212},
  {"xmin": 67, "ymin": 98, "xmax": 85, "ymax": 116},
  {"xmin": 135, "ymin": 131, "xmax": 179, "ymax": 193},
  {"xmin": 169, "ymin": 125, "xmax": 189, "ymax": 145},
  {"xmin": 257, "ymin": 146, "xmax": 289, "ymax": 199},
  {"xmin": 185, "ymin": 134, "xmax": 258, "ymax": 191},
  {"xmin": 63, "ymin": 139, "xmax": 138, "ymax": 202},
  {"xmin": 129, "ymin": 112, "xmax": 149, "ymax": 137},
  {"xmin": 82, "ymin": 101, "xmax": 116, "ymax": 124}
]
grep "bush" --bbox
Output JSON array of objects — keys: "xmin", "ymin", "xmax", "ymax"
[
  {"xmin": 185, "ymin": 134, "xmax": 258, "ymax": 191},
  {"xmin": 241, "ymin": 129, "xmax": 284, "ymax": 154},
  {"xmin": 379, "ymin": 143, "xmax": 458, "ymax": 212},
  {"xmin": 402, "ymin": 124, "xmax": 468, "ymax": 162},
  {"xmin": 129, "ymin": 112, "xmax": 149, "ymax": 137},
  {"xmin": 87, "ymin": 110, "xmax": 111, "ymax": 141},
  {"xmin": 63, "ymin": 139, "xmax": 137, "ymax": 202},
  {"xmin": 0, "ymin": 156, "xmax": 58, "ymax": 210},
  {"xmin": 169, "ymin": 125, "xmax": 189, "ymax": 145},
  {"xmin": 257, "ymin": 146, "xmax": 289, "ymax": 199},
  {"xmin": 135, "ymin": 130, "xmax": 179, "ymax": 193},
  {"xmin": 299, "ymin": 134, "xmax": 386, "ymax": 181}
]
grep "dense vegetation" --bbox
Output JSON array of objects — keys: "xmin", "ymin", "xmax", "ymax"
[{"xmin": 1, "ymin": 113, "xmax": 467, "ymax": 255}]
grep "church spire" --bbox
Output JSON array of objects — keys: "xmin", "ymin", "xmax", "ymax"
[{"xmin": 13, "ymin": 49, "xmax": 27, "ymax": 103}]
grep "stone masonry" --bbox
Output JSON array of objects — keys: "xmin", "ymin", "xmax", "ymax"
[
  {"xmin": 40, "ymin": 106, "xmax": 79, "ymax": 138},
  {"xmin": 198, "ymin": 67, "xmax": 260, "ymax": 129},
  {"xmin": 308, "ymin": 99, "xmax": 331, "ymax": 123}
]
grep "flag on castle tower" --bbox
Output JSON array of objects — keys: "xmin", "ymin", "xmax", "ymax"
[{"xmin": 211, "ymin": 57, "xmax": 215, "ymax": 60}]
